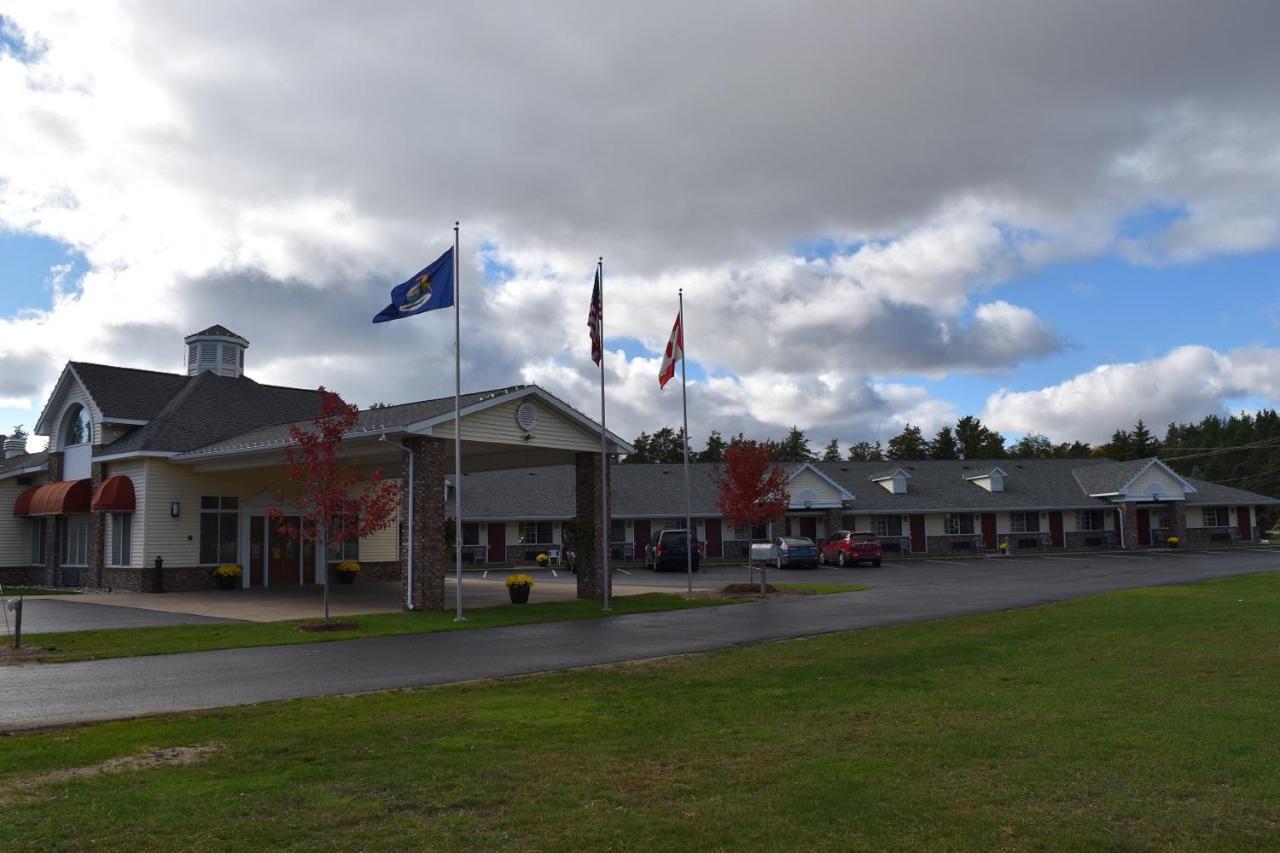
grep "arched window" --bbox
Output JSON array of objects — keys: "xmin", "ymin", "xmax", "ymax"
[{"xmin": 62, "ymin": 404, "xmax": 92, "ymax": 448}]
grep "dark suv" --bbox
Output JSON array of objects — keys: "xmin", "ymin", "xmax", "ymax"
[{"xmin": 645, "ymin": 529, "xmax": 702, "ymax": 572}]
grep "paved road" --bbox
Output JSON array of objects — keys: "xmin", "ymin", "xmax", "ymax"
[
  {"xmin": 3, "ymin": 548, "xmax": 1278, "ymax": 730},
  {"xmin": 6, "ymin": 597, "xmax": 237, "ymax": 633}
]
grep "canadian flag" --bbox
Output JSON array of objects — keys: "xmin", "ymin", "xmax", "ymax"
[{"xmin": 658, "ymin": 311, "xmax": 683, "ymax": 389}]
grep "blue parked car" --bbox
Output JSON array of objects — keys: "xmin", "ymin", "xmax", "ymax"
[{"xmin": 769, "ymin": 536, "xmax": 820, "ymax": 569}]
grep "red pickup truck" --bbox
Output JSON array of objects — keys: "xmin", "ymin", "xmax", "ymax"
[{"xmin": 819, "ymin": 530, "xmax": 883, "ymax": 568}]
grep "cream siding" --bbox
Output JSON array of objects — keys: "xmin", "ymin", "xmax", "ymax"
[
  {"xmin": 431, "ymin": 397, "xmax": 602, "ymax": 453},
  {"xmin": 924, "ymin": 513, "xmax": 946, "ymax": 535},
  {"xmin": 1126, "ymin": 465, "xmax": 1184, "ymax": 500},
  {"xmin": 0, "ymin": 476, "xmax": 39, "ymax": 566},
  {"xmin": 788, "ymin": 469, "xmax": 843, "ymax": 505},
  {"xmin": 141, "ymin": 460, "xmax": 278, "ymax": 566},
  {"xmin": 103, "ymin": 459, "xmax": 147, "ymax": 568}
]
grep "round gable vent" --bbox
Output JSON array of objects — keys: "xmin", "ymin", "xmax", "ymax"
[
  {"xmin": 797, "ymin": 488, "xmax": 818, "ymax": 504},
  {"xmin": 515, "ymin": 401, "xmax": 538, "ymax": 434}
]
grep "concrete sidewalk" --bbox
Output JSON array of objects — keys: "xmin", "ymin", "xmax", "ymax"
[{"xmin": 3, "ymin": 548, "xmax": 1277, "ymax": 730}]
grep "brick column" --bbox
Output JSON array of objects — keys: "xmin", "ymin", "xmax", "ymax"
[
  {"xmin": 43, "ymin": 451, "xmax": 64, "ymax": 585},
  {"xmin": 401, "ymin": 437, "xmax": 446, "ymax": 610},
  {"xmin": 88, "ymin": 458, "xmax": 106, "ymax": 588},
  {"xmin": 825, "ymin": 508, "xmax": 843, "ymax": 535},
  {"xmin": 1169, "ymin": 502, "xmax": 1187, "ymax": 545},
  {"xmin": 1118, "ymin": 502, "xmax": 1138, "ymax": 549},
  {"xmin": 574, "ymin": 452, "xmax": 605, "ymax": 600}
]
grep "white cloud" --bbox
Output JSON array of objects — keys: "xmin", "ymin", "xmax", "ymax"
[
  {"xmin": 1, "ymin": 3, "xmax": 1280, "ymax": 448},
  {"xmin": 982, "ymin": 345, "xmax": 1280, "ymax": 444}
]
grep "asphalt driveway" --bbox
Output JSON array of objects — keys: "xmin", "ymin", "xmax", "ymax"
[{"xmin": 3, "ymin": 546, "xmax": 1279, "ymax": 730}]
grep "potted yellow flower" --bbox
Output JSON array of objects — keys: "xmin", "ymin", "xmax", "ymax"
[
  {"xmin": 505, "ymin": 573, "xmax": 535, "ymax": 604},
  {"xmin": 998, "ymin": 540, "xmax": 1009, "ymax": 556},
  {"xmin": 336, "ymin": 561, "xmax": 360, "ymax": 584},
  {"xmin": 1167, "ymin": 535, "xmax": 1180, "ymax": 549},
  {"xmin": 535, "ymin": 553, "xmax": 550, "ymax": 567},
  {"xmin": 214, "ymin": 564, "xmax": 242, "ymax": 590}
]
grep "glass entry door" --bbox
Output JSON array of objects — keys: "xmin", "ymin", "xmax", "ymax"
[{"xmin": 269, "ymin": 515, "xmax": 302, "ymax": 586}]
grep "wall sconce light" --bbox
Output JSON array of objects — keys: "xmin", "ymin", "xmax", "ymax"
[{"xmin": 170, "ymin": 501, "xmax": 180, "ymax": 518}]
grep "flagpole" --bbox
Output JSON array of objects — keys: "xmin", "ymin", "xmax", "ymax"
[
  {"xmin": 453, "ymin": 221, "xmax": 465, "ymax": 621},
  {"xmin": 680, "ymin": 288, "xmax": 693, "ymax": 599},
  {"xmin": 597, "ymin": 257, "xmax": 612, "ymax": 610}
]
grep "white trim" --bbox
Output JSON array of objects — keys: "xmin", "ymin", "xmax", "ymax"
[
  {"xmin": 35, "ymin": 364, "xmax": 106, "ymax": 438},
  {"xmin": 787, "ymin": 462, "xmax": 855, "ymax": 501},
  {"xmin": 0, "ymin": 463, "xmax": 49, "ymax": 481},
  {"xmin": 99, "ymin": 418, "xmax": 149, "ymax": 426},
  {"xmin": 1114, "ymin": 458, "xmax": 1198, "ymax": 497},
  {"xmin": 869, "ymin": 467, "xmax": 912, "ymax": 482},
  {"xmin": 91, "ymin": 450, "xmax": 177, "ymax": 463},
  {"xmin": 407, "ymin": 386, "xmax": 635, "ymax": 454},
  {"xmin": 963, "ymin": 466, "xmax": 1008, "ymax": 481}
]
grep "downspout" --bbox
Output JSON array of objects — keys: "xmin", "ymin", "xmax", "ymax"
[
  {"xmin": 381, "ymin": 435, "xmax": 414, "ymax": 610},
  {"xmin": 1116, "ymin": 504, "xmax": 1125, "ymax": 550}
]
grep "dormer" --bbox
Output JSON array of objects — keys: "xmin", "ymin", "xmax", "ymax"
[
  {"xmin": 964, "ymin": 466, "xmax": 1008, "ymax": 493},
  {"xmin": 871, "ymin": 467, "xmax": 911, "ymax": 495},
  {"xmin": 786, "ymin": 463, "xmax": 854, "ymax": 508},
  {"xmin": 186, "ymin": 325, "xmax": 249, "ymax": 378}
]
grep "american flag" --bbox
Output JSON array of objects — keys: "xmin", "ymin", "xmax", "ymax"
[{"xmin": 588, "ymin": 268, "xmax": 603, "ymax": 365}]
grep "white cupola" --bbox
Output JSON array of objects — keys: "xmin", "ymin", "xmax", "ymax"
[{"xmin": 185, "ymin": 325, "xmax": 249, "ymax": 378}]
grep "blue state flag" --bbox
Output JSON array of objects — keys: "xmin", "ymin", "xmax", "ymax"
[{"xmin": 372, "ymin": 247, "xmax": 455, "ymax": 323}]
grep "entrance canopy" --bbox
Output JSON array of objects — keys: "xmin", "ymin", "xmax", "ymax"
[{"xmin": 91, "ymin": 475, "xmax": 137, "ymax": 512}]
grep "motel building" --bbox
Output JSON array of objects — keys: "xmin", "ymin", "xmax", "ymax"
[{"xmin": 0, "ymin": 324, "xmax": 1277, "ymax": 608}]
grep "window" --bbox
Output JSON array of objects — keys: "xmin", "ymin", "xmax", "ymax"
[
  {"xmin": 1076, "ymin": 510, "xmax": 1106, "ymax": 531},
  {"xmin": 518, "ymin": 521, "xmax": 553, "ymax": 543},
  {"xmin": 610, "ymin": 519, "xmax": 626, "ymax": 542},
  {"xmin": 326, "ymin": 515, "xmax": 361, "ymax": 561},
  {"xmin": 199, "ymin": 496, "xmax": 240, "ymax": 564},
  {"xmin": 729, "ymin": 521, "xmax": 767, "ymax": 540},
  {"xmin": 1154, "ymin": 508, "xmax": 1171, "ymax": 529},
  {"xmin": 30, "ymin": 518, "xmax": 46, "ymax": 565},
  {"xmin": 1202, "ymin": 506, "xmax": 1229, "ymax": 527},
  {"xmin": 62, "ymin": 404, "xmax": 91, "ymax": 447},
  {"xmin": 461, "ymin": 523, "xmax": 480, "ymax": 546},
  {"xmin": 1009, "ymin": 512, "xmax": 1040, "ymax": 533},
  {"xmin": 110, "ymin": 512, "xmax": 132, "ymax": 566},
  {"xmin": 870, "ymin": 516, "xmax": 903, "ymax": 537},
  {"xmin": 944, "ymin": 513, "xmax": 975, "ymax": 535},
  {"xmin": 59, "ymin": 515, "xmax": 89, "ymax": 566}
]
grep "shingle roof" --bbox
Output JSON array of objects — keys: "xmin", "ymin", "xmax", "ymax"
[
  {"xmin": 188, "ymin": 324, "xmax": 246, "ymax": 341},
  {"xmin": 69, "ymin": 363, "xmax": 191, "ymax": 422},
  {"xmin": 1071, "ymin": 458, "xmax": 1154, "ymax": 496},
  {"xmin": 0, "ymin": 450, "xmax": 49, "ymax": 478},
  {"xmin": 172, "ymin": 386, "xmax": 528, "ymax": 459},
  {"xmin": 97, "ymin": 374, "xmax": 324, "ymax": 456},
  {"xmin": 446, "ymin": 458, "xmax": 1280, "ymax": 520}
]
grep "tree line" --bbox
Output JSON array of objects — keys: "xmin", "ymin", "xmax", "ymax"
[{"xmin": 624, "ymin": 410, "xmax": 1280, "ymax": 501}]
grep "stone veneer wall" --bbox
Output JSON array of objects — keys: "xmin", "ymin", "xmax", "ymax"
[
  {"xmin": 87, "ymin": 458, "xmax": 106, "ymax": 589},
  {"xmin": 573, "ymin": 452, "xmax": 605, "ymax": 600},
  {"xmin": 354, "ymin": 560, "xmax": 400, "ymax": 583},
  {"xmin": 0, "ymin": 566, "xmax": 39, "ymax": 586},
  {"xmin": 401, "ymin": 437, "xmax": 446, "ymax": 610},
  {"xmin": 43, "ymin": 451, "xmax": 63, "ymax": 585},
  {"xmin": 1063, "ymin": 530, "xmax": 1118, "ymax": 549}
]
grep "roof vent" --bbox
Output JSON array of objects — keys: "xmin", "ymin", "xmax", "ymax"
[{"xmin": 184, "ymin": 325, "xmax": 249, "ymax": 378}]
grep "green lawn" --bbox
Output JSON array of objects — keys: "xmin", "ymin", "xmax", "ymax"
[
  {"xmin": 11, "ymin": 593, "xmax": 756, "ymax": 665},
  {"xmin": 3, "ymin": 573, "xmax": 1279, "ymax": 850}
]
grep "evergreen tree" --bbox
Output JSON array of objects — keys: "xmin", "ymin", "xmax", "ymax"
[
  {"xmin": 887, "ymin": 423, "xmax": 929, "ymax": 460},
  {"xmin": 821, "ymin": 438, "xmax": 842, "ymax": 461},
  {"xmin": 847, "ymin": 441, "xmax": 875, "ymax": 461},
  {"xmin": 773, "ymin": 426, "xmax": 817, "ymax": 462},
  {"xmin": 871, "ymin": 440, "xmax": 885, "ymax": 461},
  {"xmin": 1131, "ymin": 419, "xmax": 1156, "ymax": 457},
  {"xmin": 1102, "ymin": 428, "xmax": 1132, "ymax": 460},
  {"xmin": 928, "ymin": 426, "xmax": 960, "ymax": 460},
  {"xmin": 1010, "ymin": 433, "xmax": 1053, "ymax": 459},
  {"xmin": 698, "ymin": 430, "xmax": 727, "ymax": 463},
  {"xmin": 624, "ymin": 427, "xmax": 687, "ymax": 464},
  {"xmin": 954, "ymin": 415, "xmax": 1006, "ymax": 459}
]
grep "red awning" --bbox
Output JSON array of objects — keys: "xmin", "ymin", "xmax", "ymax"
[
  {"xmin": 27, "ymin": 479, "xmax": 93, "ymax": 516},
  {"xmin": 91, "ymin": 475, "xmax": 136, "ymax": 512},
  {"xmin": 12, "ymin": 485, "xmax": 39, "ymax": 517}
]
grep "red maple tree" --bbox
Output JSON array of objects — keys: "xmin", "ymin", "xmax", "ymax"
[
  {"xmin": 714, "ymin": 437, "xmax": 790, "ymax": 593},
  {"xmin": 269, "ymin": 387, "xmax": 400, "ymax": 620}
]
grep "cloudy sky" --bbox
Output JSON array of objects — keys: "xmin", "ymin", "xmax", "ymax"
[{"xmin": 2, "ymin": 1, "xmax": 1279, "ymax": 454}]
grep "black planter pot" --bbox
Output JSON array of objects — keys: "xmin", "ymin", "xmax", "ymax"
[
  {"xmin": 338, "ymin": 572, "xmax": 356, "ymax": 584},
  {"xmin": 508, "ymin": 584, "xmax": 531, "ymax": 604},
  {"xmin": 216, "ymin": 575, "xmax": 238, "ymax": 590}
]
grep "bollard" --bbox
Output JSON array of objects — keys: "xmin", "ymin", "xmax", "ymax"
[
  {"xmin": 152, "ymin": 555, "xmax": 164, "ymax": 593},
  {"xmin": 7, "ymin": 596, "xmax": 21, "ymax": 650}
]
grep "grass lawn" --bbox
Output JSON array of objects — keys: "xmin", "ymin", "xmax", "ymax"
[
  {"xmin": 9, "ymin": 593, "xmax": 752, "ymax": 665},
  {"xmin": 3, "ymin": 573, "xmax": 1279, "ymax": 850}
]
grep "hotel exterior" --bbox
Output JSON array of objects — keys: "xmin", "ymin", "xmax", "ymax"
[{"xmin": 0, "ymin": 325, "xmax": 1276, "ymax": 606}]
